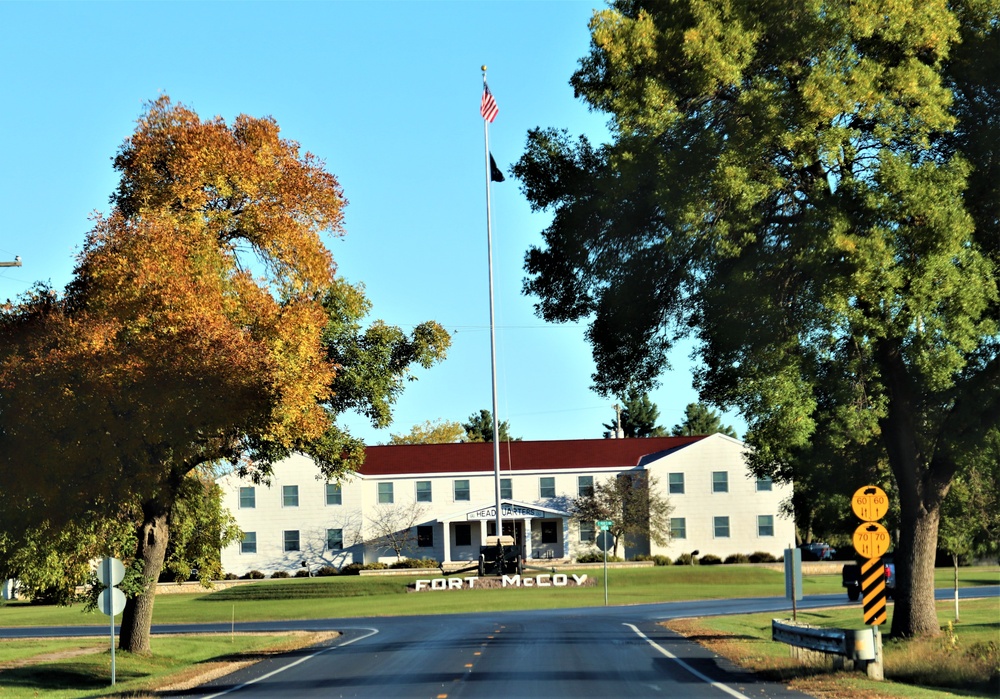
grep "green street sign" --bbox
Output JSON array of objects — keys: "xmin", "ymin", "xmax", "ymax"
[{"xmin": 596, "ymin": 520, "xmax": 614, "ymax": 530}]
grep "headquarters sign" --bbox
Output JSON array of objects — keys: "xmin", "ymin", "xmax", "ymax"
[{"xmin": 467, "ymin": 504, "xmax": 545, "ymax": 520}]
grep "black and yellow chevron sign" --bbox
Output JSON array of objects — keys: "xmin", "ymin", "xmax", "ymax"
[{"xmin": 861, "ymin": 556, "xmax": 887, "ymax": 626}]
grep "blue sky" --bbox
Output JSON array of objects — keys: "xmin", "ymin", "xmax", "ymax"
[{"xmin": 0, "ymin": 1, "xmax": 745, "ymax": 443}]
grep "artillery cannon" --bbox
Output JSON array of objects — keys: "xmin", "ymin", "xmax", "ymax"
[{"xmin": 477, "ymin": 535, "xmax": 523, "ymax": 576}]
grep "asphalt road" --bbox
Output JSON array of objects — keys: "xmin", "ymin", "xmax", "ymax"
[
  {"xmin": 183, "ymin": 605, "xmax": 811, "ymax": 699},
  {"xmin": 3, "ymin": 587, "xmax": 996, "ymax": 698}
]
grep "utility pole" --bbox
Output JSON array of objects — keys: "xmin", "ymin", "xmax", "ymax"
[{"xmin": 0, "ymin": 256, "xmax": 21, "ymax": 267}]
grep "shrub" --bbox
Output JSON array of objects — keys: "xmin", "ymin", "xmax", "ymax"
[
  {"xmin": 576, "ymin": 552, "xmax": 623, "ymax": 563},
  {"xmin": 700, "ymin": 554, "xmax": 723, "ymax": 565},
  {"xmin": 270, "ymin": 570, "xmax": 290, "ymax": 579},
  {"xmin": 242, "ymin": 570, "xmax": 265, "ymax": 580},
  {"xmin": 315, "ymin": 566, "xmax": 339, "ymax": 577},
  {"xmin": 748, "ymin": 551, "xmax": 777, "ymax": 563},
  {"xmin": 632, "ymin": 554, "xmax": 671, "ymax": 565},
  {"xmin": 294, "ymin": 570, "xmax": 310, "ymax": 578},
  {"xmin": 340, "ymin": 562, "xmax": 389, "ymax": 575},
  {"xmin": 389, "ymin": 558, "xmax": 440, "ymax": 569},
  {"xmin": 673, "ymin": 553, "xmax": 697, "ymax": 565},
  {"xmin": 725, "ymin": 553, "xmax": 750, "ymax": 564},
  {"xmin": 222, "ymin": 572, "xmax": 239, "ymax": 580}
]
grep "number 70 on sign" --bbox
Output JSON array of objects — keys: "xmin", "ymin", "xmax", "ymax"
[{"xmin": 853, "ymin": 521, "xmax": 891, "ymax": 558}]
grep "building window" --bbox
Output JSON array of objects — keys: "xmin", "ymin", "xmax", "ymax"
[
  {"xmin": 241, "ymin": 531, "xmax": 257, "ymax": 554},
  {"xmin": 712, "ymin": 471, "xmax": 729, "ymax": 493},
  {"xmin": 541, "ymin": 521, "xmax": 558, "ymax": 544},
  {"xmin": 714, "ymin": 516, "xmax": 730, "ymax": 538},
  {"xmin": 539, "ymin": 477, "xmax": 556, "ymax": 499},
  {"xmin": 378, "ymin": 482, "xmax": 394, "ymax": 504},
  {"xmin": 670, "ymin": 518, "xmax": 686, "ymax": 540},
  {"xmin": 454, "ymin": 479, "xmax": 470, "ymax": 501},
  {"xmin": 283, "ymin": 530, "xmax": 300, "ymax": 552},
  {"xmin": 327, "ymin": 528, "xmax": 343, "ymax": 550},
  {"xmin": 455, "ymin": 523, "xmax": 472, "ymax": 546},
  {"xmin": 417, "ymin": 525, "xmax": 434, "ymax": 548},
  {"xmin": 282, "ymin": 485, "xmax": 299, "ymax": 507},
  {"xmin": 579, "ymin": 521, "xmax": 596, "ymax": 543},
  {"xmin": 416, "ymin": 480, "xmax": 432, "ymax": 503},
  {"xmin": 500, "ymin": 478, "xmax": 512, "ymax": 500},
  {"xmin": 668, "ymin": 473, "xmax": 685, "ymax": 494},
  {"xmin": 758, "ymin": 515, "xmax": 774, "ymax": 537},
  {"xmin": 326, "ymin": 483, "xmax": 342, "ymax": 505},
  {"xmin": 756, "ymin": 476, "xmax": 773, "ymax": 492},
  {"xmin": 578, "ymin": 476, "xmax": 594, "ymax": 497},
  {"xmin": 239, "ymin": 487, "xmax": 256, "ymax": 509}
]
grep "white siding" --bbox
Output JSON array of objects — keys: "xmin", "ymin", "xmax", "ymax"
[{"xmin": 218, "ymin": 434, "xmax": 793, "ymax": 575}]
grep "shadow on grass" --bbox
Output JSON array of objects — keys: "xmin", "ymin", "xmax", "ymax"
[
  {"xmin": 682, "ymin": 633, "xmax": 761, "ymax": 643},
  {"xmin": 0, "ymin": 662, "xmax": 148, "ymax": 691}
]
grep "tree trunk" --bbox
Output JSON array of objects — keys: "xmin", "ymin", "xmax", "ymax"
[
  {"xmin": 118, "ymin": 501, "xmax": 170, "ymax": 654},
  {"xmin": 878, "ymin": 341, "xmax": 948, "ymax": 639},
  {"xmin": 889, "ymin": 502, "xmax": 941, "ymax": 638}
]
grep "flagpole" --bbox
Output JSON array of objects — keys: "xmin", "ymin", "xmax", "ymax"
[{"xmin": 482, "ymin": 66, "xmax": 503, "ymax": 547}]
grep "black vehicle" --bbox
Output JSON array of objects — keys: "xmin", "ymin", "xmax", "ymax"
[{"xmin": 842, "ymin": 559, "xmax": 895, "ymax": 601}]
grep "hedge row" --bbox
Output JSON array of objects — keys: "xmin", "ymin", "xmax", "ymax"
[
  {"xmin": 630, "ymin": 551, "xmax": 782, "ymax": 566},
  {"xmin": 228, "ymin": 552, "xmax": 782, "ymax": 579}
]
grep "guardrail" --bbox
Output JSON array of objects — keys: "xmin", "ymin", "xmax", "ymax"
[{"xmin": 772, "ymin": 619, "xmax": 884, "ymax": 680}]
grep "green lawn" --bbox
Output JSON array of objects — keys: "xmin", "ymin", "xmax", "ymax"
[
  {"xmin": 0, "ymin": 565, "xmax": 823, "ymax": 626},
  {"xmin": 0, "ymin": 633, "xmax": 324, "ymax": 698},
  {"xmin": 0, "ymin": 564, "xmax": 996, "ymax": 628}
]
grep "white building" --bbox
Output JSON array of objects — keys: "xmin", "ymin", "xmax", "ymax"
[{"xmin": 218, "ymin": 434, "xmax": 793, "ymax": 576}]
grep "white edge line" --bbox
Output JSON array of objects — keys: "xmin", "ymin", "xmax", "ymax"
[
  {"xmin": 200, "ymin": 627, "xmax": 380, "ymax": 699},
  {"xmin": 623, "ymin": 623, "xmax": 751, "ymax": 699}
]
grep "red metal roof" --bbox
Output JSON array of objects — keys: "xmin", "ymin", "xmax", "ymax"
[{"xmin": 358, "ymin": 436, "xmax": 705, "ymax": 476}]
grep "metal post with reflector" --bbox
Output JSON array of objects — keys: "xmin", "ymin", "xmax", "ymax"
[
  {"xmin": 850, "ymin": 486, "xmax": 890, "ymax": 680},
  {"xmin": 97, "ymin": 557, "xmax": 126, "ymax": 686},
  {"xmin": 596, "ymin": 520, "xmax": 614, "ymax": 607}
]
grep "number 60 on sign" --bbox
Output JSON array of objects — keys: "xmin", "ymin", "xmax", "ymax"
[
  {"xmin": 853, "ymin": 521, "xmax": 891, "ymax": 559},
  {"xmin": 851, "ymin": 485, "xmax": 889, "ymax": 522}
]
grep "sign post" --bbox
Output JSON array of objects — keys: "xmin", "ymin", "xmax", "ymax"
[
  {"xmin": 596, "ymin": 520, "xmax": 614, "ymax": 606},
  {"xmin": 851, "ymin": 486, "xmax": 890, "ymax": 680},
  {"xmin": 784, "ymin": 546, "xmax": 802, "ymax": 621},
  {"xmin": 97, "ymin": 557, "xmax": 126, "ymax": 686}
]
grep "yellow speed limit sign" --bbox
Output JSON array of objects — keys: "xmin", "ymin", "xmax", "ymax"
[
  {"xmin": 852, "ymin": 485, "xmax": 889, "ymax": 522},
  {"xmin": 853, "ymin": 521, "xmax": 891, "ymax": 559}
]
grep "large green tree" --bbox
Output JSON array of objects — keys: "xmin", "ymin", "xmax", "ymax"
[
  {"xmin": 0, "ymin": 98, "xmax": 449, "ymax": 652},
  {"xmin": 670, "ymin": 403, "xmax": 737, "ymax": 438},
  {"xmin": 603, "ymin": 390, "xmax": 667, "ymax": 437},
  {"xmin": 461, "ymin": 409, "xmax": 519, "ymax": 443},
  {"xmin": 388, "ymin": 419, "xmax": 466, "ymax": 445},
  {"xmin": 514, "ymin": 1, "xmax": 999, "ymax": 637}
]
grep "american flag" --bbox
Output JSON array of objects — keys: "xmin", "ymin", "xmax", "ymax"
[{"xmin": 481, "ymin": 84, "xmax": 499, "ymax": 123}]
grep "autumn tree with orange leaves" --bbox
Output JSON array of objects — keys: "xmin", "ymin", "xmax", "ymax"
[{"xmin": 0, "ymin": 97, "xmax": 449, "ymax": 653}]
